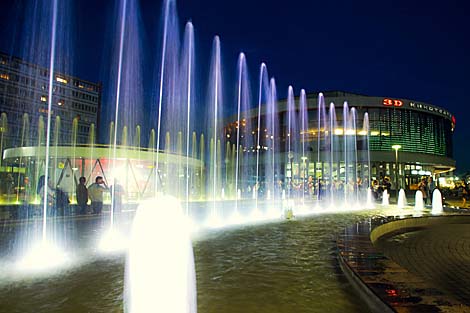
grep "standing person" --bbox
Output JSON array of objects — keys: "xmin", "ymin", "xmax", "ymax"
[
  {"xmin": 461, "ymin": 181, "xmax": 469, "ymax": 208},
  {"xmin": 418, "ymin": 177, "xmax": 428, "ymax": 205},
  {"xmin": 317, "ymin": 179, "xmax": 323, "ymax": 200},
  {"xmin": 88, "ymin": 176, "xmax": 108, "ymax": 215},
  {"xmin": 76, "ymin": 176, "xmax": 88, "ymax": 215},
  {"xmin": 428, "ymin": 176, "xmax": 436, "ymax": 203}
]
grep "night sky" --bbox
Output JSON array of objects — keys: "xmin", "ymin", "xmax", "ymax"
[{"xmin": 0, "ymin": 0, "xmax": 469, "ymax": 171}]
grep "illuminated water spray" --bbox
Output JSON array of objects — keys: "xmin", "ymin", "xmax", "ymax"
[{"xmin": 125, "ymin": 197, "xmax": 196, "ymax": 313}]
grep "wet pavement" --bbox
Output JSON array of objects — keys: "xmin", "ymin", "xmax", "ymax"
[{"xmin": 337, "ymin": 209, "xmax": 470, "ymax": 312}]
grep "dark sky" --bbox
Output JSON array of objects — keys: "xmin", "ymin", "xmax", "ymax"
[{"xmin": 1, "ymin": 0, "xmax": 469, "ymax": 171}]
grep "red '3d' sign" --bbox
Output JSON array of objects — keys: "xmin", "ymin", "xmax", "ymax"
[{"xmin": 383, "ymin": 99, "xmax": 403, "ymax": 107}]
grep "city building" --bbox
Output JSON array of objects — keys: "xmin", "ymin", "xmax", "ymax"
[
  {"xmin": 224, "ymin": 91, "xmax": 455, "ymax": 191},
  {"xmin": 0, "ymin": 51, "xmax": 102, "ymax": 153}
]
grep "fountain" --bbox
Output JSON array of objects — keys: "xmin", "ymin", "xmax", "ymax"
[
  {"xmin": 382, "ymin": 189, "xmax": 390, "ymax": 206},
  {"xmin": 397, "ymin": 188, "xmax": 407, "ymax": 209},
  {"xmin": 431, "ymin": 189, "xmax": 443, "ymax": 215},
  {"xmin": 414, "ymin": 190, "xmax": 424, "ymax": 211},
  {"xmin": 0, "ymin": 0, "xmax": 395, "ymax": 310},
  {"xmin": 365, "ymin": 187, "xmax": 374, "ymax": 209}
]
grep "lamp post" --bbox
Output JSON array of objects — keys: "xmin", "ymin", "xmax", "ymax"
[{"xmin": 392, "ymin": 145, "xmax": 402, "ymax": 193}]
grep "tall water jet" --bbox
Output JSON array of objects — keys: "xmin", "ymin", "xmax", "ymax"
[
  {"xmin": 363, "ymin": 113, "xmax": 371, "ymax": 188},
  {"xmin": 15, "ymin": 0, "xmax": 71, "ymax": 272},
  {"xmin": 286, "ymin": 86, "xmax": 297, "ymax": 199},
  {"xmin": 431, "ymin": 189, "xmax": 443, "ymax": 215},
  {"xmin": 234, "ymin": 53, "xmax": 248, "ymax": 213},
  {"xmin": 181, "ymin": 21, "xmax": 195, "ymax": 213},
  {"xmin": 316, "ymin": 93, "xmax": 326, "ymax": 203},
  {"xmin": 299, "ymin": 89, "xmax": 308, "ymax": 204},
  {"xmin": 266, "ymin": 78, "xmax": 280, "ymax": 216},
  {"xmin": 349, "ymin": 107, "xmax": 359, "ymax": 202},
  {"xmin": 328, "ymin": 103, "xmax": 337, "ymax": 204},
  {"xmin": 125, "ymin": 196, "xmax": 196, "ymax": 313},
  {"xmin": 41, "ymin": 0, "xmax": 58, "ymax": 242},
  {"xmin": 234, "ymin": 53, "xmax": 253, "ymax": 204},
  {"xmin": 343, "ymin": 103, "xmax": 358, "ymax": 203},
  {"xmin": 100, "ymin": 0, "xmax": 146, "ymax": 253},
  {"xmin": 110, "ymin": 0, "xmax": 129, "ymax": 230},
  {"xmin": 205, "ymin": 36, "xmax": 223, "ymax": 226},
  {"xmin": 191, "ymin": 131, "xmax": 197, "ymax": 198},
  {"xmin": 154, "ymin": 0, "xmax": 180, "ymax": 196},
  {"xmin": 253, "ymin": 63, "xmax": 269, "ymax": 202},
  {"xmin": 397, "ymin": 188, "xmax": 407, "ymax": 209}
]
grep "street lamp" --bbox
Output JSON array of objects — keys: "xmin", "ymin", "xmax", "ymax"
[{"xmin": 392, "ymin": 144, "xmax": 402, "ymax": 192}]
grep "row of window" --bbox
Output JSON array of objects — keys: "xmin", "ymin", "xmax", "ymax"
[
  {"xmin": 226, "ymin": 107, "xmax": 453, "ymax": 158},
  {"xmin": 0, "ymin": 75, "xmax": 99, "ymax": 102},
  {"xmin": 0, "ymin": 55, "xmax": 100, "ymax": 93}
]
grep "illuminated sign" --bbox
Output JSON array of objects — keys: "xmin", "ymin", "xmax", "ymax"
[
  {"xmin": 383, "ymin": 99, "xmax": 403, "ymax": 107},
  {"xmin": 409, "ymin": 102, "xmax": 452, "ymax": 120},
  {"xmin": 382, "ymin": 98, "xmax": 453, "ymax": 121}
]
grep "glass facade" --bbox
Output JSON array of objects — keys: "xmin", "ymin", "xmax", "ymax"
[
  {"xmin": 367, "ymin": 107, "xmax": 453, "ymax": 158},
  {"xmin": 223, "ymin": 93, "xmax": 455, "ymax": 191}
]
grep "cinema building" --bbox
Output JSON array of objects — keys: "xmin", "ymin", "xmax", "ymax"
[{"xmin": 224, "ymin": 91, "xmax": 455, "ymax": 191}]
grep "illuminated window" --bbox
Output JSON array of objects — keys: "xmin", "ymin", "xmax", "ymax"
[
  {"xmin": 0, "ymin": 73, "xmax": 9, "ymax": 80},
  {"xmin": 57, "ymin": 99, "xmax": 64, "ymax": 106},
  {"xmin": 334, "ymin": 128, "xmax": 343, "ymax": 135},
  {"xmin": 40, "ymin": 95, "xmax": 47, "ymax": 102},
  {"xmin": 56, "ymin": 76, "xmax": 68, "ymax": 84}
]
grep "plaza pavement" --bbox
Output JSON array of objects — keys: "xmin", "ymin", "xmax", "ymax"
[{"xmin": 338, "ymin": 211, "xmax": 470, "ymax": 312}]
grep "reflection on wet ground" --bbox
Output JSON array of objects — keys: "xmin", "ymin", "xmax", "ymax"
[{"xmin": 0, "ymin": 207, "xmax": 400, "ymax": 313}]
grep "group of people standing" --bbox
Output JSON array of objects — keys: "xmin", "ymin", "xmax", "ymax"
[
  {"xmin": 35, "ymin": 175, "xmax": 124, "ymax": 216},
  {"xmin": 417, "ymin": 176, "xmax": 436, "ymax": 205},
  {"xmin": 76, "ymin": 176, "xmax": 124, "ymax": 215},
  {"xmin": 76, "ymin": 176, "xmax": 108, "ymax": 215}
]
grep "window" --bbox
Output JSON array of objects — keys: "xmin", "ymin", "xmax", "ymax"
[
  {"xmin": 40, "ymin": 95, "xmax": 47, "ymax": 102},
  {"xmin": 0, "ymin": 73, "xmax": 9, "ymax": 80},
  {"xmin": 56, "ymin": 76, "xmax": 68, "ymax": 84}
]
